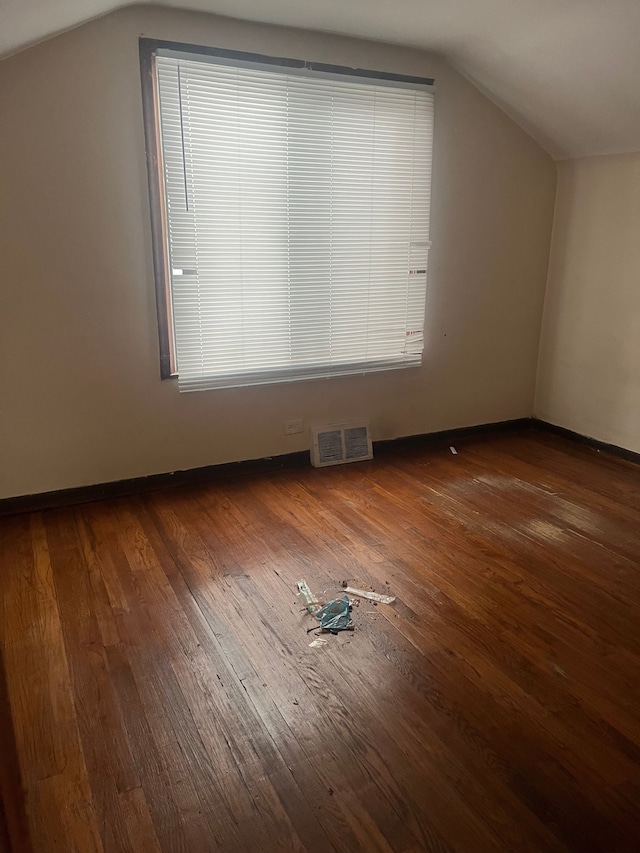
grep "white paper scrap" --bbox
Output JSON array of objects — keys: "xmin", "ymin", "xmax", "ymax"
[{"xmin": 344, "ymin": 586, "xmax": 395, "ymax": 605}]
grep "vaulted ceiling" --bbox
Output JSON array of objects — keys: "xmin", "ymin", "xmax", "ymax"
[{"xmin": 3, "ymin": 0, "xmax": 640, "ymax": 159}]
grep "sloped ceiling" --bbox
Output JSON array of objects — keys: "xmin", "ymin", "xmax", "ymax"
[{"xmin": 2, "ymin": 0, "xmax": 640, "ymax": 159}]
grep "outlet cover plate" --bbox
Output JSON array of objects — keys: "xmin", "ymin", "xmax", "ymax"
[{"xmin": 283, "ymin": 419, "xmax": 304, "ymax": 435}]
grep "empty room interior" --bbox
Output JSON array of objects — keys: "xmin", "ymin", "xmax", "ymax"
[{"xmin": 1, "ymin": 0, "xmax": 639, "ymax": 851}]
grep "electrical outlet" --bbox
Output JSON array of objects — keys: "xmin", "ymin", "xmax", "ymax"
[{"xmin": 283, "ymin": 419, "xmax": 304, "ymax": 435}]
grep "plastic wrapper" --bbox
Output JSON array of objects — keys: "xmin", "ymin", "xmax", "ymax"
[{"xmin": 315, "ymin": 595, "xmax": 353, "ymax": 632}]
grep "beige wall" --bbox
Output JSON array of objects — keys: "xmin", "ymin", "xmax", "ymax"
[
  {"xmin": 0, "ymin": 5, "xmax": 556, "ymax": 499},
  {"xmin": 536, "ymin": 153, "xmax": 640, "ymax": 454}
]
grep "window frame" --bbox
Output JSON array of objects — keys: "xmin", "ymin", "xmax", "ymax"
[{"xmin": 139, "ymin": 38, "xmax": 434, "ymax": 383}]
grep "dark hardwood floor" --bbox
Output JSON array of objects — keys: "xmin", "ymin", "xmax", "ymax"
[{"xmin": 1, "ymin": 430, "xmax": 639, "ymax": 852}]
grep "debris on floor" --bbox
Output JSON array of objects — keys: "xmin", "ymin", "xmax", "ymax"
[
  {"xmin": 316, "ymin": 595, "xmax": 354, "ymax": 633},
  {"xmin": 297, "ymin": 579, "xmax": 322, "ymax": 614},
  {"xmin": 343, "ymin": 586, "xmax": 396, "ymax": 605},
  {"xmin": 449, "ymin": 446, "xmax": 458, "ymax": 455},
  {"xmin": 298, "ymin": 579, "xmax": 396, "ymax": 641}
]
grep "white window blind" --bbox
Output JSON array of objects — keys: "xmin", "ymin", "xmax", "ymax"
[{"xmin": 154, "ymin": 51, "xmax": 434, "ymax": 391}]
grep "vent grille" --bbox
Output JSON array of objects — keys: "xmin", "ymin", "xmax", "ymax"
[{"xmin": 311, "ymin": 422, "xmax": 373, "ymax": 468}]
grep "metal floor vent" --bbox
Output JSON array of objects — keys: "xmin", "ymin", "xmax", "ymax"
[{"xmin": 311, "ymin": 421, "xmax": 373, "ymax": 468}]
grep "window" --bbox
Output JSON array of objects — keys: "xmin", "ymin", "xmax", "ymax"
[{"xmin": 140, "ymin": 40, "xmax": 434, "ymax": 391}]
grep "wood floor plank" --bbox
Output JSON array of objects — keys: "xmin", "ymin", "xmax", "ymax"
[
  {"xmin": 44, "ymin": 509, "xmax": 144, "ymax": 852},
  {"xmin": 1, "ymin": 433, "xmax": 639, "ymax": 852},
  {"xmin": 1, "ymin": 513, "xmax": 104, "ymax": 852}
]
